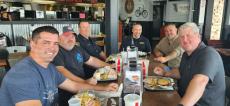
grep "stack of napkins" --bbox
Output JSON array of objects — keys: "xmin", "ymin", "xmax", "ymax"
[{"xmin": 94, "ymin": 83, "xmax": 123, "ymax": 98}]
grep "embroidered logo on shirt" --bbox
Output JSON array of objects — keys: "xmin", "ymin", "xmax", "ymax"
[
  {"xmin": 75, "ymin": 53, "xmax": 83, "ymax": 63},
  {"xmin": 139, "ymin": 42, "xmax": 145, "ymax": 44},
  {"xmin": 42, "ymin": 88, "xmax": 58, "ymax": 105}
]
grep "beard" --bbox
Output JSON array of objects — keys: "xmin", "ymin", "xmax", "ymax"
[
  {"xmin": 59, "ymin": 38, "xmax": 76, "ymax": 50},
  {"xmin": 133, "ymin": 34, "xmax": 140, "ymax": 39},
  {"xmin": 63, "ymin": 41, "xmax": 75, "ymax": 50},
  {"xmin": 65, "ymin": 44, "xmax": 75, "ymax": 50}
]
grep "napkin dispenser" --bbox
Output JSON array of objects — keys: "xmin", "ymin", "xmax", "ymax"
[
  {"xmin": 123, "ymin": 58, "xmax": 143, "ymax": 94},
  {"xmin": 127, "ymin": 46, "xmax": 138, "ymax": 59}
]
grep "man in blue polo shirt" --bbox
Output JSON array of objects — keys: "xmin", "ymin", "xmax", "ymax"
[
  {"xmin": 120, "ymin": 23, "xmax": 152, "ymax": 53},
  {"xmin": 154, "ymin": 22, "xmax": 225, "ymax": 106}
]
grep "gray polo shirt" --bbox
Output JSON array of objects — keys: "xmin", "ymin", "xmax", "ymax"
[
  {"xmin": 155, "ymin": 36, "xmax": 183, "ymax": 67},
  {"xmin": 178, "ymin": 42, "xmax": 225, "ymax": 106}
]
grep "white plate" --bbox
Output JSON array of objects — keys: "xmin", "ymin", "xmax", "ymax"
[{"xmin": 94, "ymin": 66, "xmax": 117, "ymax": 81}]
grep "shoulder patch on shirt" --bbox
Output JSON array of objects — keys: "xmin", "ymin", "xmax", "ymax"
[{"xmin": 75, "ymin": 53, "xmax": 83, "ymax": 63}]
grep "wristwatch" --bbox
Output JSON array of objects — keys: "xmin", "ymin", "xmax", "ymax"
[{"xmin": 177, "ymin": 104, "xmax": 184, "ymax": 106}]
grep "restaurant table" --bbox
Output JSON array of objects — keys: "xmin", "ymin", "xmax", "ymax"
[{"xmin": 101, "ymin": 54, "xmax": 181, "ymax": 106}]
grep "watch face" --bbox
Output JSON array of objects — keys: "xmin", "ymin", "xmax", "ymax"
[{"xmin": 125, "ymin": 0, "xmax": 134, "ymax": 14}]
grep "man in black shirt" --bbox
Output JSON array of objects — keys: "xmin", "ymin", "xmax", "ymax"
[
  {"xmin": 77, "ymin": 21, "xmax": 107, "ymax": 78},
  {"xmin": 120, "ymin": 23, "xmax": 151, "ymax": 53},
  {"xmin": 77, "ymin": 21, "xmax": 106, "ymax": 61},
  {"xmin": 52, "ymin": 26, "xmax": 117, "ymax": 106}
]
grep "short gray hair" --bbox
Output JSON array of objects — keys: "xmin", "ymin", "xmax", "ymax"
[{"xmin": 179, "ymin": 22, "xmax": 199, "ymax": 34}]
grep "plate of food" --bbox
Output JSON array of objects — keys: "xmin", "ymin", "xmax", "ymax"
[
  {"xmin": 143, "ymin": 76, "xmax": 175, "ymax": 91},
  {"xmin": 74, "ymin": 90, "xmax": 101, "ymax": 106},
  {"xmin": 74, "ymin": 90, "xmax": 107, "ymax": 106},
  {"xmin": 94, "ymin": 66, "xmax": 117, "ymax": 81}
]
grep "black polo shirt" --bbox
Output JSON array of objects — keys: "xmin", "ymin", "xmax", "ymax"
[
  {"xmin": 178, "ymin": 42, "xmax": 225, "ymax": 106},
  {"xmin": 52, "ymin": 45, "xmax": 90, "ymax": 79},
  {"xmin": 77, "ymin": 34, "xmax": 102, "ymax": 59},
  {"xmin": 120, "ymin": 35, "xmax": 151, "ymax": 53}
]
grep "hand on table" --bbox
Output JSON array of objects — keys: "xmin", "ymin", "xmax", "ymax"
[
  {"xmin": 105, "ymin": 83, "xmax": 118, "ymax": 91},
  {"xmin": 153, "ymin": 66, "xmax": 165, "ymax": 76}
]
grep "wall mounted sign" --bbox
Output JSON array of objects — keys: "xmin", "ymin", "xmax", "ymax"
[
  {"xmin": 210, "ymin": 0, "xmax": 224, "ymax": 40},
  {"xmin": 125, "ymin": 0, "xmax": 134, "ymax": 14}
]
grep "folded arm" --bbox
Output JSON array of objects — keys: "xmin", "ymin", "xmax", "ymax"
[{"xmin": 154, "ymin": 46, "xmax": 182, "ymax": 63}]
